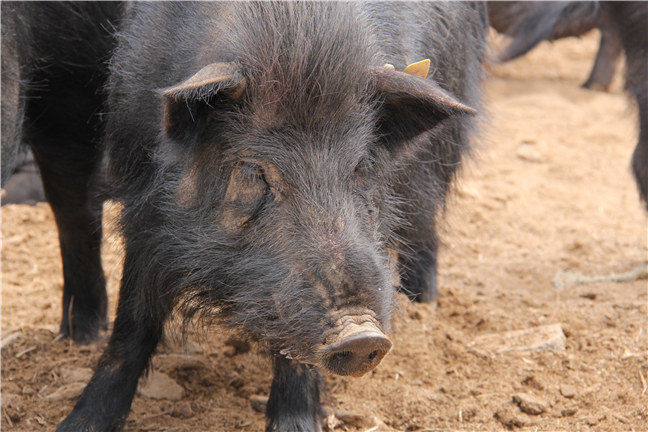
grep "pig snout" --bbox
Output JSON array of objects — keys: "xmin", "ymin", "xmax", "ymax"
[{"xmin": 320, "ymin": 319, "xmax": 391, "ymax": 377}]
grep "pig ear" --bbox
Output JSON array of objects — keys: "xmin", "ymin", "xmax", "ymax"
[
  {"xmin": 370, "ymin": 67, "xmax": 475, "ymax": 149},
  {"xmin": 160, "ymin": 62, "xmax": 246, "ymax": 141}
]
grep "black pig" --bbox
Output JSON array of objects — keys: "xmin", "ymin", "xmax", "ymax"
[
  {"xmin": 488, "ymin": 1, "xmax": 648, "ymax": 208},
  {"xmin": 488, "ymin": 1, "xmax": 623, "ymax": 91},
  {"xmin": 14, "ymin": 2, "xmax": 486, "ymax": 431}
]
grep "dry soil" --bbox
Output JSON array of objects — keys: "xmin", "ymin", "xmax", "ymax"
[{"xmin": 2, "ymin": 31, "xmax": 647, "ymax": 431}]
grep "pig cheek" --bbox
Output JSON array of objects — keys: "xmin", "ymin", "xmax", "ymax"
[{"xmin": 175, "ymin": 170, "xmax": 200, "ymax": 207}]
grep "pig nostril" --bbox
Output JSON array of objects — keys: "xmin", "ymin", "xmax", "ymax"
[
  {"xmin": 330, "ymin": 350, "xmax": 353, "ymax": 365},
  {"xmin": 321, "ymin": 329, "xmax": 392, "ymax": 376}
]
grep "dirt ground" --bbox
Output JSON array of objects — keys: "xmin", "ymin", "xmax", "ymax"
[{"xmin": 2, "ymin": 31, "xmax": 647, "ymax": 431}]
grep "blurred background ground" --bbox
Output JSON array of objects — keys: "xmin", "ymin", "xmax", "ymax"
[{"xmin": 2, "ymin": 31, "xmax": 647, "ymax": 431}]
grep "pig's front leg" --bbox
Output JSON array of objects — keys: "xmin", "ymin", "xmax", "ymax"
[
  {"xmin": 56, "ymin": 243, "xmax": 171, "ymax": 432},
  {"xmin": 399, "ymin": 235, "xmax": 440, "ymax": 303},
  {"xmin": 266, "ymin": 357, "xmax": 323, "ymax": 432}
]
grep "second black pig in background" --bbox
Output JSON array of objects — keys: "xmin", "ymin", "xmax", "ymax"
[{"xmin": 489, "ymin": 1, "xmax": 648, "ymax": 209}]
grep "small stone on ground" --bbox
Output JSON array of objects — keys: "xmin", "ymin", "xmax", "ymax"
[
  {"xmin": 515, "ymin": 145, "xmax": 545, "ymax": 163},
  {"xmin": 60, "ymin": 367, "xmax": 93, "ymax": 383},
  {"xmin": 138, "ymin": 370, "xmax": 184, "ymax": 401},
  {"xmin": 1, "ymin": 331, "xmax": 22, "ymax": 351},
  {"xmin": 512, "ymin": 392, "xmax": 548, "ymax": 415},
  {"xmin": 561, "ymin": 407, "xmax": 578, "ymax": 417},
  {"xmin": 172, "ymin": 401, "xmax": 194, "ymax": 419},
  {"xmin": 334, "ymin": 410, "xmax": 374, "ymax": 429},
  {"xmin": 494, "ymin": 405, "xmax": 531, "ymax": 429},
  {"xmin": 45, "ymin": 383, "xmax": 86, "ymax": 400},
  {"xmin": 559, "ymin": 384, "xmax": 576, "ymax": 398},
  {"xmin": 249, "ymin": 395, "xmax": 268, "ymax": 413},
  {"xmin": 471, "ymin": 324, "xmax": 566, "ymax": 354}
]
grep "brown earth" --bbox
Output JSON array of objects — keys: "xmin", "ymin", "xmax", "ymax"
[{"xmin": 2, "ymin": 31, "xmax": 647, "ymax": 431}]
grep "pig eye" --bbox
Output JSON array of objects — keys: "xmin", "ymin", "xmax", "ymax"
[
  {"xmin": 224, "ymin": 162, "xmax": 270, "ymax": 208},
  {"xmin": 239, "ymin": 162, "xmax": 270, "ymax": 193},
  {"xmin": 352, "ymin": 158, "xmax": 372, "ymax": 186},
  {"xmin": 222, "ymin": 161, "xmax": 271, "ymax": 231},
  {"xmin": 354, "ymin": 162, "xmax": 363, "ymax": 175}
]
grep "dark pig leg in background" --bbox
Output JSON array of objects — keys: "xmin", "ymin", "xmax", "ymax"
[
  {"xmin": 399, "ymin": 239, "xmax": 440, "ymax": 303},
  {"xmin": 1, "ymin": 153, "xmax": 46, "ymax": 206},
  {"xmin": 266, "ymin": 357, "xmax": 323, "ymax": 432},
  {"xmin": 582, "ymin": 18, "xmax": 623, "ymax": 91},
  {"xmin": 624, "ymin": 13, "xmax": 648, "ymax": 208},
  {"xmin": 609, "ymin": 3, "xmax": 648, "ymax": 208},
  {"xmin": 4, "ymin": 2, "xmax": 124, "ymax": 344},
  {"xmin": 56, "ymin": 245, "xmax": 172, "ymax": 432},
  {"xmin": 30, "ymin": 142, "xmax": 107, "ymax": 344},
  {"xmin": 631, "ymin": 93, "xmax": 648, "ymax": 207}
]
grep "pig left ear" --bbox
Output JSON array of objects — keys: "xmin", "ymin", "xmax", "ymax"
[
  {"xmin": 370, "ymin": 67, "xmax": 475, "ymax": 149},
  {"xmin": 160, "ymin": 62, "xmax": 246, "ymax": 142}
]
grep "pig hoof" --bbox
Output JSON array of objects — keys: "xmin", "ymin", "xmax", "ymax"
[
  {"xmin": 415, "ymin": 287, "xmax": 440, "ymax": 304},
  {"xmin": 56, "ymin": 406, "xmax": 122, "ymax": 432},
  {"xmin": 581, "ymin": 80, "xmax": 609, "ymax": 92},
  {"xmin": 59, "ymin": 311, "xmax": 107, "ymax": 345},
  {"xmin": 406, "ymin": 279, "xmax": 439, "ymax": 304},
  {"xmin": 266, "ymin": 415, "xmax": 322, "ymax": 432}
]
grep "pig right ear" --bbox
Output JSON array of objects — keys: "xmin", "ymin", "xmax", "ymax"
[
  {"xmin": 160, "ymin": 62, "xmax": 246, "ymax": 142},
  {"xmin": 370, "ymin": 67, "xmax": 475, "ymax": 150}
]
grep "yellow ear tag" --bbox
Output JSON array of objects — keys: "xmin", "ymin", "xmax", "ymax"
[
  {"xmin": 383, "ymin": 63, "xmax": 395, "ymax": 70},
  {"xmin": 404, "ymin": 59, "xmax": 430, "ymax": 78}
]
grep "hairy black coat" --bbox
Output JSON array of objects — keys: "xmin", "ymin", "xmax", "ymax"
[{"xmin": 39, "ymin": 2, "xmax": 488, "ymax": 431}]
